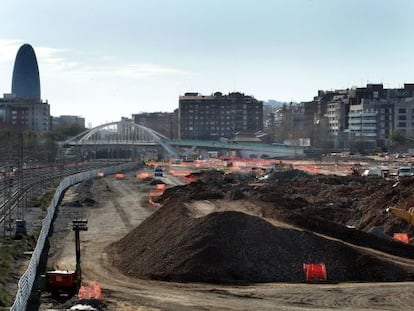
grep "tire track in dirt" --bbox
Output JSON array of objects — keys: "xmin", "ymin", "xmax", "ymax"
[
  {"xmin": 40, "ymin": 171, "xmax": 414, "ymax": 311},
  {"xmin": 107, "ymin": 181, "xmax": 134, "ymax": 230}
]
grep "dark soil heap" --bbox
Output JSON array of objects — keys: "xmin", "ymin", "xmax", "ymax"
[{"xmin": 108, "ymin": 170, "xmax": 414, "ymax": 284}]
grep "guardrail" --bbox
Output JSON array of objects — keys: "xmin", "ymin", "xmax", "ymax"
[{"xmin": 10, "ymin": 161, "xmax": 138, "ymax": 311}]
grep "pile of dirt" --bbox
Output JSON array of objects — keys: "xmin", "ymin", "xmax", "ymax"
[{"xmin": 108, "ymin": 170, "xmax": 414, "ymax": 284}]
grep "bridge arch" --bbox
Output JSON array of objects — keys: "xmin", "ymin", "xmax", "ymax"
[{"xmin": 63, "ymin": 120, "xmax": 178, "ymax": 157}]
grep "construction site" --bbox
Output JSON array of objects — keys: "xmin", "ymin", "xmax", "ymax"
[{"xmin": 18, "ymin": 156, "xmax": 414, "ymax": 310}]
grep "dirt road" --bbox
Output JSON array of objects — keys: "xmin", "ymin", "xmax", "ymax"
[{"xmin": 39, "ymin": 170, "xmax": 414, "ymax": 311}]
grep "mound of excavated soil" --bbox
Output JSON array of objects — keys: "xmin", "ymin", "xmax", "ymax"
[{"xmin": 108, "ymin": 191, "xmax": 414, "ymax": 284}]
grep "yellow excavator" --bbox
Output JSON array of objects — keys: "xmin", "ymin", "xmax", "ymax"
[{"xmin": 386, "ymin": 207, "xmax": 414, "ymax": 225}]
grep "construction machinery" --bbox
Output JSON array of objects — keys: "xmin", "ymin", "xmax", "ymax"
[
  {"xmin": 386, "ymin": 207, "xmax": 414, "ymax": 225},
  {"xmin": 40, "ymin": 219, "xmax": 88, "ymax": 297},
  {"xmin": 154, "ymin": 166, "xmax": 164, "ymax": 177},
  {"xmin": 350, "ymin": 163, "xmax": 362, "ymax": 176}
]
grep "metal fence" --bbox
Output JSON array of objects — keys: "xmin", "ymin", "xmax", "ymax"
[{"xmin": 10, "ymin": 161, "xmax": 137, "ymax": 311}]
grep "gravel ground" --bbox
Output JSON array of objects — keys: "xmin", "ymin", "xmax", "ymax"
[{"xmin": 33, "ymin": 168, "xmax": 414, "ymax": 310}]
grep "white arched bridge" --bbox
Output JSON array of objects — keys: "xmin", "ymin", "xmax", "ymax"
[
  {"xmin": 63, "ymin": 120, "xmax": 305, "ymax": 160},
  {"xmin": 63, "ymin": 120, "xmax": 179, "ymax": 159}
]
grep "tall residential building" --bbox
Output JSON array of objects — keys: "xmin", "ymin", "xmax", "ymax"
[
  {"xmin": 178, "ymin": 92, "xmax": 263, "ymax": 140},
  {"xmin": 269, "ymin": 103, "xmax": 305, "ymax": 143},
  {"xmin": 305, "ymin": 83, "xmax": 414, "ymax": 149},
  {"xmin": 132, "ymin": 112, "xmax": 177, "ymax": 139},
  {"xmin": 12, "ymin": 44, "xmax": 41, "ymax": 100},
  {"xmin": 394, "ymin": 98, "xmax": 414, "ymax": 137}
]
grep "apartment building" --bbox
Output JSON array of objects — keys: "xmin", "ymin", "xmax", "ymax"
[
  {"xmin": 178, "ymin": 92, "xmax": 263, "ymax": 140},
  {"xmin": 394, "ymin": 98, "xmax": 414, "ymax": 137},
  {"xmin": 0, "ymin": 94, "xmax": 51, "ymax": 133},
  {"xmin": 132, "ymin": 112, "xmax": 177, "ymax": 139},
  {"xmin": 306, "ymin": 83, "xmax": 414, "ymax": 149}
]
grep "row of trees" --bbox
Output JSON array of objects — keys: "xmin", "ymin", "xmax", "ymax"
[{"xmin": 0, "ymin": 123, "xmax": 86, "ymax": 168}]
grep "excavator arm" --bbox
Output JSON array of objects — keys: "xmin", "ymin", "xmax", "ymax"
[{"xmin": 386, "ymin": 207, "xmax": 414, "ymax": 225}]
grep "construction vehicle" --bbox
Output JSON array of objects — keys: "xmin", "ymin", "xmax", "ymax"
[
  {"xmin": 397, "ymin": 166, "xmax": 414, "ymax": 178},
  {"xmin": 350, "ymin": 163, "xmax": 362, "ymax": 176},
  {"xmin": 154, "ymin": 166, "xmax": 164, "ymax": 177},
  {"xmin": 40, "ymin": 219, "xmax": 88, "ymax": 297},
  {"xmin": 386, "ymin": 207, "xmax": 414, "ymax": 225}
]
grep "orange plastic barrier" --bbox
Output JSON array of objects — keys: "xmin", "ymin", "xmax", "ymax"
[
  {"xmin": 78, "ymin": 281, "xmax": 103, "ymax": 301},
  {"xmin": 115, "ymin": 173, "xmax": 125, "ymax": 179},
  {"xmin": 393, "ymin": 233, "xmax": 410, "ymax": 244},
  {"xmin": 303, "ymin": 263, "xmax": 327, "ymax": 281},
  {"xmin": 156, "ymin": 183, "xmax": 166, "ymax": 190},
  {"xmin": 149, "ymin": 189, "xmax": 164, "ymax": 197},
  {"xmin": 169, "ymin": 170, "xmax": 191, "ymax": 177},
  {"xmin": 97, "ymin": 172, "xmax": 104, "ymax": 178},
  {"xmin": 137, "ymin": 172, "xmax": 151, "ymax": 179},
  {"xmin": 184, "ymin": 175, "xmax": 200, "ymax": 184},
  {"xmin": 227, "ymin": 166, "xmax": 241, "ymax": 172}
]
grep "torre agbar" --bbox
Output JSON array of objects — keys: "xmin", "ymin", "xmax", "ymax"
[{"xmin": 0, "ymin": 43, "xmax": 50, "ymax": 133}]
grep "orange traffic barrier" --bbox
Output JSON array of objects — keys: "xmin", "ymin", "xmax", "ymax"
[
  {"xmin": 248, "ymin": 183, "xmax": 265, "ymax": 188},
  {"xmin": 115, "ymin": 173, "xmax": 125, "ymax": 179},
  {"xmin": 78, "ymin": 281, "xmax": 103, "ymax": 301},
  {"xmin": 393, "ymin": 233, "xmax": 410, "ymax": 244},
  {"xmin": 303, "ymin": 263, "xmax": 327, "ymax": 281},
  {"xmin": 97, "ymin": 172, "xmax": 104, "ymax": 178},
  {"xmin": 156, "ymin": 183, "xmax": 166, "ymax": 190},
  {"xmin": 184, "ymin": 175, "xmax": 200, "ymax": 184},
  {"xmin": 149, "ymin": 189, "xmax": 164, "ymax": 197},
  {"xmin": 169, "ymin": 170, "xmax": 192, "ymax": 177},
  {"xmin": 137, "ymin": 172, "xmax": 151, "ymax": 179},
  {"xmin": 227, "ymin": 166, "xmax": 241, "ymax": 172}
]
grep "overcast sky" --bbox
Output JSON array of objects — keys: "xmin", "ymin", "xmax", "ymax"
[{"xmin": 1, "ymin": 0, "xmax": 413, "ymax": 127}]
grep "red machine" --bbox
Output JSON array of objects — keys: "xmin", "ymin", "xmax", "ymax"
[
  {"xmin": 303, "ymin": 263, "xmax": 327, "ymax": 282},
  {"xmin": 41, "ymin": 219, "xmax": 88, "ymax": 297}
]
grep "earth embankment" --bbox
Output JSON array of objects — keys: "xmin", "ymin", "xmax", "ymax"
[{"xmin": 108, "ymin": 170, "xmax": 414, "ymax": 284}]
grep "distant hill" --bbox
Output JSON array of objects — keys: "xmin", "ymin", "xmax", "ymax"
[{"xmin": 264, "ymin": 100, "xmax": 299, "ymax": 107}]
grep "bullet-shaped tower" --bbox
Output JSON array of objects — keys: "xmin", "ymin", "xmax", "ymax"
[{"xmin": 11, "ymin": 43, "xmax": 41, "ymax": 100}]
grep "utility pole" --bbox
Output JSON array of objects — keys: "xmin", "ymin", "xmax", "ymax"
[
  {"xmin": 17, "ymin": 132, "xmax": 24, "ymax": 220},
  {"xmin": 72, "ymin": 219, "xmax": 88, "ymax": 285}
]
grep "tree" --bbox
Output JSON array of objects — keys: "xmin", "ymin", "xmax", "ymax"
[
  {"xmin": 389, "ymin": 129, "xmax": 406, "ymax": 145},
  {"xmin": 52, "ymin": 123, "xmax": 86, "ymax": 140},
  {"xmin": 388, "ymin": 129, "xmax": 407, "ymax": 153}
]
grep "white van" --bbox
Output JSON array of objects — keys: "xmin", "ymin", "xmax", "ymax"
[
  {"xmin": 397, "ymin": 166, "xmax": 413, "ymax": 177},
  {"xmin": 362, "ymin": 169, "xmax": 382, "ymax": 177}
]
